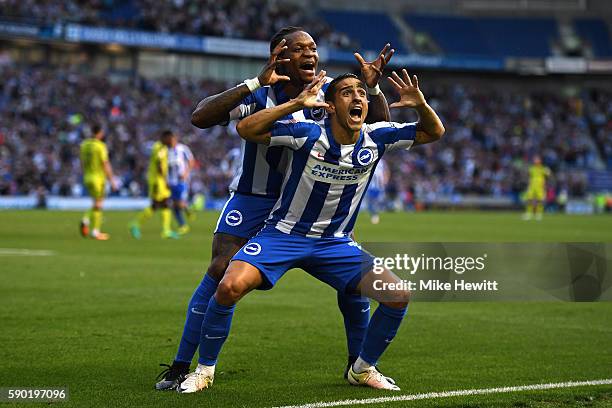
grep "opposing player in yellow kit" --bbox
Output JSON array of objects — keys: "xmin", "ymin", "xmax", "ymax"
[
  {"xmin": 523, "ymin": 155, "xmax": 551, "ymax": 221},
  {"xmin": 79, "ymin": 124, "xmax": 118, "ymax": 240},
  {"xmin": 129, "ymin": 130, "xmax": 179, "ymax": 239}
]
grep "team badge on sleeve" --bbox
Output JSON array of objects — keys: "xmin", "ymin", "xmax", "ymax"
[{"xmin": 309, "ymin": 107, "xmax": 326, "ymax": 121}]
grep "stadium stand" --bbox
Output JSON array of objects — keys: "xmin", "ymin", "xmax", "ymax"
[
  {"xmin": 574, "ymin": 18, "xmax": 612, "ymax": 57},
  {"xmin": 584, "ymin": 89, "xmax": 612, "ymax": 168},
  {"xmin": 404, "ymin": 14, "xmax": 559, "ymax": 57},
  {"xmin": 321, "ymin": 10, "xmax": 408, "ymax": 53}
]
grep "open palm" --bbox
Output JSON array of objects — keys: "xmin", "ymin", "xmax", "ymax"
[{"xmin": 387, "ymin": 69, "xmax": 426, "ymax": 108}]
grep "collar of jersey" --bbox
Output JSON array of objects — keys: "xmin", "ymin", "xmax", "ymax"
[
  {"xmin": 324, "ymin": 118, "xmax": 364, "ymax": 148},
  {"xmin": 272, "ymin": 83, "xmax": 291, "ymax": 105}
]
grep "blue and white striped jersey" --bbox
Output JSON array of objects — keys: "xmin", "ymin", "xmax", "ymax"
[
  {"xmin": 168, "ymin": 143, "xmax": 194, "ymax": 185},
  {"xmin": 265, "ymin": 119, "xmax": 416, "ymax": 238},
  {"xmin": 227, "ymin": 79, "xmax": 332, "ymax": 197}
]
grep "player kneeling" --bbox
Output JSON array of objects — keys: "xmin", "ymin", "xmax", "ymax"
[{"xmin": 178, "ymin": 70, "xmax": 444, "ymax": 393}]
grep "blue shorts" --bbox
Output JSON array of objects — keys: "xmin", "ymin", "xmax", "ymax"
[
  {"xmin": 214, "ymin": 192, "xmax": 279, "ymax": 239},
  {"xmin": 232, "ymin": 226, "xmax": 375, "ymax": 292},
  {"xmin": 170, "ymin": 183, "xmax": 188, "ymax": 202}
]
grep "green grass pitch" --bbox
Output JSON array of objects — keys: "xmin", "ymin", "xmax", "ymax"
[{"xmin": 0, "ymin": 210, "xmax": 611, "ymax": 407}]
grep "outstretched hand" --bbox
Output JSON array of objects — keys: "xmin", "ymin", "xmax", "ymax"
[
  {"xmin": 354, "ymin": 43, "xmax": 394, "ymax": 88},
  {"xmin": 387, "ymin": 69, "xmax": 426, "ymax": 108},
  {"xmin": 294, "ymin": 71, "xmax": 330, "ymax": 108},
  {"xmin": 258, "ymin": 39, "xmax": 291, "ymax": 86}
]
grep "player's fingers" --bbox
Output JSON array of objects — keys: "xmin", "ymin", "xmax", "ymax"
[
  {"xmin": 378, "ymin": 43, "xmax": 390, "ymax": 58},
  {"xmin": 402, "ymin": 69, "xmax": 413, "ymax": 86},
  {"xmin": 389, "ymin": 102, "xmax": 402, "ymax": 109},
  {"xmin": 275, "ymin": 58, "xmax": 291, "ymax": 66},
  {"xmin": 272, "ymin": 39, "xmax": 286, "ymax": 55},
  {"xmin": 314, "ymin": 101, "xmax": 330, "ymax": 108},
  {"xmin": 354, "ymin": 52, "xmax": 366, "ymax": 66},
  {"xmin": 384, "ymin": 48, "xmax": 395, "ymax": 64},
  {"xmin": 277, "ymin": 75, "xmax": 291, "ymax": 82},
  {"xmin": 270, "ymin": 47, "xmax": 288, "ymax": 64},
  {"xmin": 391, "ymin": 71, "xmax": 407, "ymax": 88},
  {"xmin": 413, "ymin": 75, "xmax": 419, "ymax": 89},
  {"xmin": 387, "ymin": 76, "xmax": 402, "ymax": 91},
  {"xmin": 307, "ymin": 71, "xmax": 325, "ymax": 89},
  {"xmin": 313, "ymin": 77, "xmax": 327, "ymax": 93}
]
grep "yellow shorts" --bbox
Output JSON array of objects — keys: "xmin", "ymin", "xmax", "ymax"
[
  {"xmin": 149, "ymin": 179, "xmax": 170, "ymax": 202},
  {"xmin": 84, "ymin": 178, "xmax": 105, "ymax": 200},
  {"xmin": 525, "ymin": 186, "xmax": 545, "ymax": 201}
]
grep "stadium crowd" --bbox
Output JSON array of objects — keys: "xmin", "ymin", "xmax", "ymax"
[
  {"xmin": 0, "ymin": 0, "xmax": 356, "ymax": 50},
  {"xmin": 0, "ymin": 65, "xmax": 608, "ymax": 207},
  {"xmin": 584, "ymin": 89, "xmax": 612, "ymax": 169}
]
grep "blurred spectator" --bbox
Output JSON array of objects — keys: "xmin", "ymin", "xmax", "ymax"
[
  {"xmin": 0, "ymin": 65, "xmax": 608, "ymax": 202},
  {"xmin": 0, "ymin": 0, "xmax": 356, "ymax": 50}
]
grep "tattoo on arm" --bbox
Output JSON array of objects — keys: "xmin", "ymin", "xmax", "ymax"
[{"xmin": 191, "ymin": 84, "xmax": 252, "ymax": 129}]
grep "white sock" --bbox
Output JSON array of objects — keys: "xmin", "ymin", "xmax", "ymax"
[
  {"xmin": 196, "ymin": 363, "xmax": 215, "ymax": 376},
  {"xmin": 352, "ymin": 356, "xmax": 372, "ymax": 373}
]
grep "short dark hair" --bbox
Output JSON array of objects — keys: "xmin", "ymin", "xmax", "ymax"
[
  {"xmin": 324, "ymin": 73, "xmax": 364, "ymax": 102},
  {"xmin": 269, "ymin": 26, "xmax": 305, "ymax": 52},
  {"xmin": 91, "ymin": 124, "xmax": 102, "ymax": 135},
  {"xmin": 161, "ymin": 130, "xmax": 174, "ymax": 139}
]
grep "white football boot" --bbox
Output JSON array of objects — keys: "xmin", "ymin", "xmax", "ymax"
[
  {"xmin": 347, "ymin": 365, "xmax": 400, "ymax": 391},
  {"xmin": 177, "ymin": 365, "xmax": 215, "ymax": 393}
]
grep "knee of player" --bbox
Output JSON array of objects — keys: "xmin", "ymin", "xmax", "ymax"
[
  {"xmin": 386, "ymin": 289, "xmax": 411, "ymax": 309},
  {"xmin": 207, "ymin": 256, "xmax": 232, "ymax": 280},
  {"xmin": 216, "ymin": 277, "xmax": 247, "ymax": 304}
]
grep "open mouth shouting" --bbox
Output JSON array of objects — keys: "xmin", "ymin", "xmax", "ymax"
[
  {"xmin": 349, "ymin": 105, "xmax": 364, "ymax": 122},
  {"xmin": 299, "ymin": 61, "xmax": 316, "ymax": 76}
]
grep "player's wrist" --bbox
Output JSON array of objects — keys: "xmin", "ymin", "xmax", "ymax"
[
  {"xmin": 287, "ymin": 98, "xmax": 306, "ymax": 110},
  {"xmin": 413, "ymin": 100, "xmax": 428, "ymax": 110},
  {"xmin": 367, "ymin": 84, "xmax": 381, "ymax": 96},
  {"xmin": 244, "ymin": 77, "xmax": 261, "ymax": 93}
]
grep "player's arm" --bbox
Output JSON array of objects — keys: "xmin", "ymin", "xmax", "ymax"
[
  {"xmin": 157, "ymin": 156, "xmax": 167, "ymax": 178},
  {"xmin": 237, "ymin": 71, "xmax": 329, "ymax": 145},
  {"xmin": 103, "ymin": 160, "xmax": 118, "ymax": 191},
  {"xmin": 355, "ymin": 44, "xmax": 394, "ymax": 123},
  {"xmin": 191, "ymin": 40, "xmax": 291, "ymax": 128},
  {"xmin": 100, "ymin": 146, "xmax": 118, "ymax": 190},
  {"xmin": 387, "ymin": 69, "xmax": 445, "ymax": 145}
]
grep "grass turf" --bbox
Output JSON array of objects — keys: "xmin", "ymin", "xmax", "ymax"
[{"xmin": 0, "ymin": 210, "xmax": 610, "ymax": 407}]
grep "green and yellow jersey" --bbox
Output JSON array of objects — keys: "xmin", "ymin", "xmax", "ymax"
[
  {"xmin": 526, "ymin": 164, "xmax": 551, "ymax": 201},
  {"xmin": 80, "ymin": 138, "xmax": 109, "ymax": 199},
  {"xmin": 528, "ymin": 165, "xmax": 551, "ymax": 190},
  {"xmin": 80, "ymin": 138, "xmax": 108, "ymax": 181},
  {"xmin": 147, "ymin": 141, "xmax": 170, "ymax": 201},
  {"xmin": 148, "ymin": 141, "xmax": 168, "ymax": 182}
]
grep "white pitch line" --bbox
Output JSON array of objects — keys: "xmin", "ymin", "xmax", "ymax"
[
  {"xmin": 273, "ymin": 379, "xmax": 612, "ymax": 408},
  {"xmin": 0, "ymin": 248, "xmax": 55, "ymax": 256}
]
